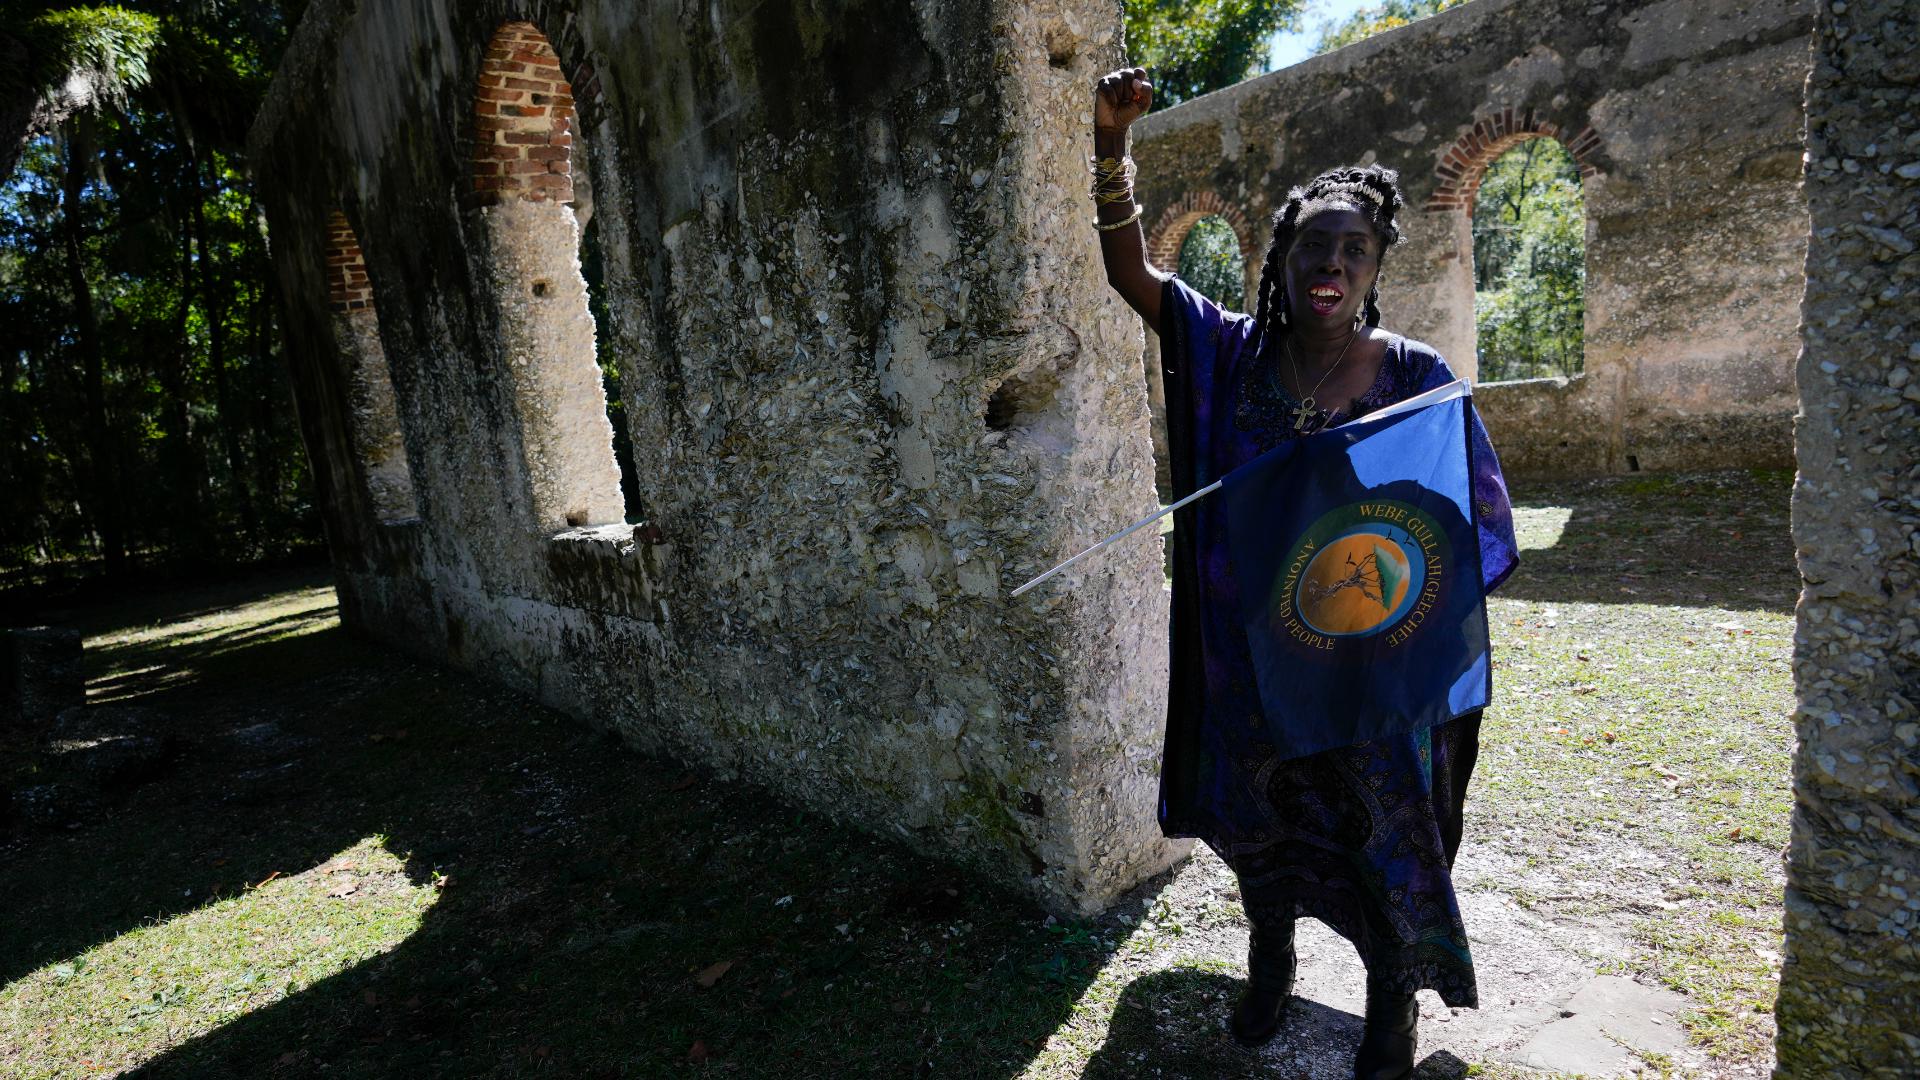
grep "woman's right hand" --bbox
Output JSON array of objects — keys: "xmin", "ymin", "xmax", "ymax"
[{"xmin": 1094, "ymin": 68, "xmax": 1152, "ymax": 133}]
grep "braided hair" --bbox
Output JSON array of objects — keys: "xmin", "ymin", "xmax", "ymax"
[{"xmin": 1247, "ymin": 164, "xmax": 1407, "ymax": 363}]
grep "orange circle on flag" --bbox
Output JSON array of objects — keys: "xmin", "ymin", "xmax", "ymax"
[{"xmin": 1298, "ymin": 533, "xmax": 1414, "ymax": 635}]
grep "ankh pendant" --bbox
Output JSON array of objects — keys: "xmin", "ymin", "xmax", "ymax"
[{"xmin": 1290, "ymin": 397, "xmax": 1319, "ymax": 432}]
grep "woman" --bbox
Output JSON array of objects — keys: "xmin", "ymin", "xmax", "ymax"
[{"xmin": 1090, "ymin": 68, "xmax": 1518, "ymax": 1079}]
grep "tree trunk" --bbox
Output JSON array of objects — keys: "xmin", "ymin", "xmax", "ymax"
[
  {"xmin": 60, "ymin": 117, "xmax": 126, "ymax": 575},
  {"xmin": 247, "ymin": 197, "xmax": 284, "ymax": 528},
  {"xmin": 184, "ymin": 132, "xmax": 260, "ymax": 545},
  {"xmin": 17, "ymin": 342, "xmax": 56, "ymax": 562},
  {"xmin": 0, "ymin": 330, "xmax": 38, "ymax": 558},
  {"xmin": 0, "ymin": 32, "xmax": 36, "ymax": 186},
  {"xmin": 159, "ymin": 200, "xmax": 207, "ymax": 552}
]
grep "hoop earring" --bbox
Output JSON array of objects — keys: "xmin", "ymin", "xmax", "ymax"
[{"xmin": 1276, "ymin": 287, "xmax": 1290, "ymax": 326}]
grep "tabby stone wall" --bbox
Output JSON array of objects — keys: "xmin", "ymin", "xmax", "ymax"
[
  {"xmin": 1776, "ymin": 0, "xmax": 1920, "ymax": 1072},
  {"xmin": 1131, "ymin": 0, "xmax": 1814, "ymax": 481},
  {"xmin": 249, "ymin": 0, "xmax": 1185, "ymax": 914}
]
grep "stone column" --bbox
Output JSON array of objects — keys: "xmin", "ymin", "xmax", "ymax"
[{"xmin": 1776, "ymin": 0, "xmax": 1920, "ymax": 1074}]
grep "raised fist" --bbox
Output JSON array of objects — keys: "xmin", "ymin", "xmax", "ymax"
[{"xmin": 1094, "ymin": 67, "xmax": 1153, "ymax": 133}]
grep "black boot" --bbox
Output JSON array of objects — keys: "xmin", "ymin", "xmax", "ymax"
[
  {"xmin": 1229, "ymin": 917, "xmax": 1296, "ymax": 1047},
  {"xmin": 1352, "ymin": 986, "xmax": 1418, "ymax": 1080}
]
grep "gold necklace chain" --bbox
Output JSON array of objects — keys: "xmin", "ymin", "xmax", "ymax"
[{"xmin": 1281, "ymin": 325, "xmax": 1362, "ymax": 432}]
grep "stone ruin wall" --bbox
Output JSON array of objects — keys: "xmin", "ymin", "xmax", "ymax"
[
  {"xmin": 1777, "ymin": 0, "xmax": 1920, "ymax": 1073},
  {"xmin": 1131, "ymin": 0, "xmax": 1814, "ymax": 484},
  {"xmin": 249, "ymin": 0, "xmax": 1187, "ymax": 914}
]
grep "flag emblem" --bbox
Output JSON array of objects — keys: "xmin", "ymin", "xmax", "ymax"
[{"xmin": 1281, "ymin": 499, "xmax": 1446, "ymax": 643}]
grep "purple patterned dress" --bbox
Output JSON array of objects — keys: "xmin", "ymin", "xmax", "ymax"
[{"xmin": 1156, "ymin": 277, "xmax": 1518, "ymax": 1007}]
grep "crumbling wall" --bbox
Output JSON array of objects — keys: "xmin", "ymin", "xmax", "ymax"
[
  {"xmin": 1130, "ymin": 0, "xmax": 1813, "ymax": 479},
  {"xmin": 250, "ymin": 0, "xmax": 1183, "ymax": 913},
  {"xmin": 1776, "ymin": 0, "xmax": 1920, "ymax": 1073}
]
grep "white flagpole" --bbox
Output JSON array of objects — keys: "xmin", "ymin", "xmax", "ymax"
[
  {"xmin": 1007, "ymin": 379, "xmax": 1472, "ymax": 599},
  {"xmin": 1351, "ymin": 376, "xmax": 1470, "ymax": 423},
  {"xmin": 1009, "ymin": 480, "xmax": 1221, "ymax": 598}
]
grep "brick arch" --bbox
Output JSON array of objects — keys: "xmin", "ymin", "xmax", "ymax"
[
  {"xmin": 322, "ymin": 210, "xmax": 374, "ymax": 313},
  {"xmin": 321, "ymin": 210, "xmax": 418, "ymax": 524},
  {"xmin": 466, "ymin": 21, "xmax": 599, "ymax": 209},
  {"xmin": 1145, "ymin": 190, "xmax": 1260, "ymax": 275},
  {"xmin": 1424, "ymin": 108, "xmax": 1604, "ymax": 213},
  {"xmin": 466, "ymin": 3, "xmax": 606, "ymax": 122}
]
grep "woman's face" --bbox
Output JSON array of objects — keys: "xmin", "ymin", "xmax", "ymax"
[{"xmin": 1284, "ymin": 204, "xmax": 1382, "ymax": 333}]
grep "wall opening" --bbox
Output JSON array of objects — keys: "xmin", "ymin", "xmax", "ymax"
[
  {"xmin": 468, "ymin": 21, "xmax": 628, "ymax": 533},
  {"xmin": 1176, "ymin": 215, "xmax": 1248, "ymax": 311},
  {"xmin": 1467, "ymin": 136, "xmax": 1587, "ymax": 382},
  {"xmin": 322, "ymin": 211, "xmax": 418, "ymax": 524},
  {"xmin": 578, "ymin": 214, "xmax": 642, "ymax": 522},
  {"xmin": 1146, "ymin": 192, "xmax": 1258, "ymax": 315}
]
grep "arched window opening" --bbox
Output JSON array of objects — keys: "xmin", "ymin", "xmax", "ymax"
[
  {"xmin": 1176, "ymin": 215, "xmax": 1248, "ymax": 312},
  {"xmin": 323, "ymin": 211, "xmax": 418, "ymax": 524},
  {"xmin": 578, "ymin": 215, "xmax": 642, "ymax": 522},
  {"xmin": 468, "ymin": 21, "xmax": 628, "ymax": 533},
  {"xmin": 1470, "ymin": 137, "xmax": 1586, "ymax": 381},
  {"xmin": 1141, "ymin": 207, "xmax": 1251, "ymax": 504}
]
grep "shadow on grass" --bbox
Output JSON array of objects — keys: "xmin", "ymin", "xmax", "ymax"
[
  {"xmin": 1081, "ymin": 969, "xmax": 1261, "ymax": 1079},
  {"xmin": 1081, "ymin": 969, "xmax": 1470, "ymax": 1080},
  {"xmin": 1497, "ymin": 470, "xmax": 1796, "ymax": 615},
  {"xmin": 3, "ymin": 575, "xmax": 1175, "ymax": 1079},
  {"xmin": 84, "ymin": 608, "xmax": 342, "ymax": 700},
  {"xmin": 0, "ymin": 627, "xmax": 384, "ymax": 987},
  {"xmin": 2, "ymin": 562, "xmax": 335, "ymax": 637}
]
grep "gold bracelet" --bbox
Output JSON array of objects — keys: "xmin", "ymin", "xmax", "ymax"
[
  {"xmin": 1094, "ymin": 204, "xmax": 1143, "ymax": 231},
  {"xmin": 1087, "ymin": 154, "xmax": 1136, "ymax": 198}
]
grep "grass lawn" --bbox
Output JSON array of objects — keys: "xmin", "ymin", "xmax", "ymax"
[
  {"xmin": 0, "ymin": 469, "xmax": 1794, "ymax": 1078},
  {"xmin": 1475, "ymin": 469, "xmax": 1794, "ymax": 1068}
]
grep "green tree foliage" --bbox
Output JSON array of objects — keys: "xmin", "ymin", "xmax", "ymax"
[
  {"xmin": 1, "ymin": 2, "xmax": 311, "ymax": 579},
  {"xmin": 15, "ymin": 6, "xmax": 162, "ymax": 96},
  {"xmin": 1472, "ymin": 138, "xmax": 1585, "ymax": 380},
  {"xmin": 1125, "ymin": 0, "xmax": 1305, "ymax": 106},
  {"xmin": 3, "ymin": 6, "xmax": 164, "ymax": 179},
  {"xmin": 1312, "ymin": 0, "xmax": 1474, "ymax": 54},
  {"xmin": 1176, "ymin": 216, "xmax": 1247, "ymax": 311}
]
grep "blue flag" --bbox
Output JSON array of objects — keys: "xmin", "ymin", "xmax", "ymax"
[{"xmin": 1220, "ymin": 381, "xmax": 1490, "ymax": 761}]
